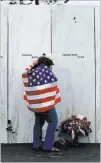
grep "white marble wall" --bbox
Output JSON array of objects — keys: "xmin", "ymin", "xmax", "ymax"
[
  {"xmin": 95, "ymin": 6, "xmax": 100, "ymax": 143},
  {"xmin": 0, "ymin": 4, "xmax": 8, "ymax": 143},
  {"xmin": 52, "ymin": 5, "xmax": 95, "ymax": 143},
  {"xmin": 0, "ymin": 4, "xmax": 100, "ymax": 143},
  {"xmin": 8, "ymin": 6, "xmax": 51, "ymax": 143}
]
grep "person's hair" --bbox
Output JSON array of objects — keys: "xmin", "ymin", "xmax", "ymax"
[{"xmin": 31, "ymin": 53, "xmax": 54, "ymax": 69}]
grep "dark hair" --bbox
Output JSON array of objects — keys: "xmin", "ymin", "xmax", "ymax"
[{"xmin": 31, "ymin": 53, "xmax": 54, "ymax": 69}]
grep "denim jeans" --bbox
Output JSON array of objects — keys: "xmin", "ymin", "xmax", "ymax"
[{"xmin": 33, "ymin": 108, "xmax": 58, "ymax": 150}]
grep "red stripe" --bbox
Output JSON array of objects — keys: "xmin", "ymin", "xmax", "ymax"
[
  {"xmin": 28, "ymin": 96, "xmax": 55, "ymax": 104},
  {"xmin": 55, "ymin": 97, "xmax": 61, "ymax": 105},
  {"xmin": 56, "ymin": 88, "xmax": 60, "ymax": 94},
  {"xmin": 28, "ymin": 105, "xmax": 54, "ymax": 113},
  {"xmin": 24, "ymin": 95, "xmax": 28, "ymax": 102},
  {"xmin": 22, "ymin": 74, "xmax": 28, "ymax": 78},
  {"xmin": 23, "ymin": 82, "xmax": 29, "ymax": 87},
  {"xmin": 26, "ymin": 86, "xmax": 57, "ymax": 95}
]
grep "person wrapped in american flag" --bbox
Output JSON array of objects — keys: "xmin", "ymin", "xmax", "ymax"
[{"xmin": 22, "ymin": 53, "xmax": 61, "ymax": 152}]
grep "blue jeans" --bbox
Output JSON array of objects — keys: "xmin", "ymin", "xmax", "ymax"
[{"xmin": 33, "ymin": 108, "xmax": 58, "ymax": 150}]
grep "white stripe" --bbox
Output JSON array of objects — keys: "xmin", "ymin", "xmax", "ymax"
[
  {"xmin": 24, "ymin": 91, "xmax": 26, "ymax": 95},
  {"xmin": 22, "ymin": 71, "xmax": 27, "ymax": 75},
  {"xmin": 23, "ymin": 78, "xmax": 28, "ymax": 83},
  {"xmin": 25, "ymin": 82, "xmax": 57, "ymax": 91},
  {"xmin": 55, "ymin": 92, "xmax": 61, "ymax": 99},
  {"xmin": 27, "ymin": 91, "xmax": 56, "ymax": 100},
  {"xmin": 29, "ymin": 100, "xmax": 54, "ymax": 109}
]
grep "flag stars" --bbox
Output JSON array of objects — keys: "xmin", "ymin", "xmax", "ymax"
[
  {"xmin": 35, "ymin": 70, "xmax": 38, "ymax": 73},
  {"xmin": 44, "ymin": 80, "xmax": 47, "ymax": 83},
  {"xmin": 29, "ymin": 76, "xmax": 32, "ymax": 79},
  {"xmin": 36, "ymin": 75, "xmax": 39, "ymax": 78},
  {"xmin": 47, "ymin": 76, "xmax": 50, "ymax": 79},
  {"xmin": 37, "ymin": 82, "xmax": 40, "ymax": 85},
  {"xmin": 33, "ymin": 79, "xmax": 36, "ymax": 82},
  {"xmin": 39, "ymin": 72, "xmax": 42, "ymax": 75},
  {"xmin": 42, "ymin": 69, "xmax": 45, "ymax": 72},
  {"xmin": 50, "ymin": 72, "xmax": 52, "ymax": 75},
  {"xmin": 33, "ymin": 73, "xmax": 35, "ymax": 76},
  {"xmin": 30, "ymin": 83, "xmax": 32, "ymax": 86},
  {"xmin": 41, "ymin": 78, "xmax": 43, "ymax": 81},
  {"xmin": 51, "ymin": 78, "xmax": 54, "ymax": 81}
]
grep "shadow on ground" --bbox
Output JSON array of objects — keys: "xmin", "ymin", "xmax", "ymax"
[{"xmin": 1, "ymin": 143, "xmax": 100, "ymax": 162}]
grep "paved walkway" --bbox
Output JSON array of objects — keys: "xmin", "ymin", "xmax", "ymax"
[{"xmin": 1, "ymin": 143, "xmax": 100, "ymax": 162}]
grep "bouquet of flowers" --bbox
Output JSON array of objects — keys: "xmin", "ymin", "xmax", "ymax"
[{"xmin": 57, "ymin": 114, "xmax": 92, "ymax": 146}]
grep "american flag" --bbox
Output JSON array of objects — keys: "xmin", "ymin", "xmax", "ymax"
[{"xmin": 22, "ymin": 64, "xmax": 61, "ymax": 112}]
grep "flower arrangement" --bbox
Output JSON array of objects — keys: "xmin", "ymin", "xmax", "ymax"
[{"xmin": 57, "ymin": 114, "xmax": 92, "ymax": 146}]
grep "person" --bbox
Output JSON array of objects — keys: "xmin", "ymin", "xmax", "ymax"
[{"xmin": 22, "ymin": 54, "xmax": 61, "ymax": 152}]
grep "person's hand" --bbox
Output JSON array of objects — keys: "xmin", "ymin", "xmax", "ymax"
[
  {"xmin": 33, "ymin": 59, "xmax": 38, "ymax": 66},
  {"xmin": 26, "ymin": 59, "xmax": 38, "ymax": 71}
]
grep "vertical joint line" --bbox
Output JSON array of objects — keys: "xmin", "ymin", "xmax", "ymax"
[
  {"xmin": 7, "ymin": 10, "xmax": 9, "ymax": 143},
  {"xmin": 51, "ymin": 7, "xmax": 52, "ymax": 54},
  {"xmin": 94, "ymin": 7, "xmax": 96, "ymax": 143}
]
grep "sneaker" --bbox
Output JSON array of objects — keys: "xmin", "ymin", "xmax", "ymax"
[
  {"xmin": 43, "ymin": 147, "xmax": 60, "ymax": 152},
  {"xmin": 33, "ymin": 146, "xmax": 43, "ymax": 151}
]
